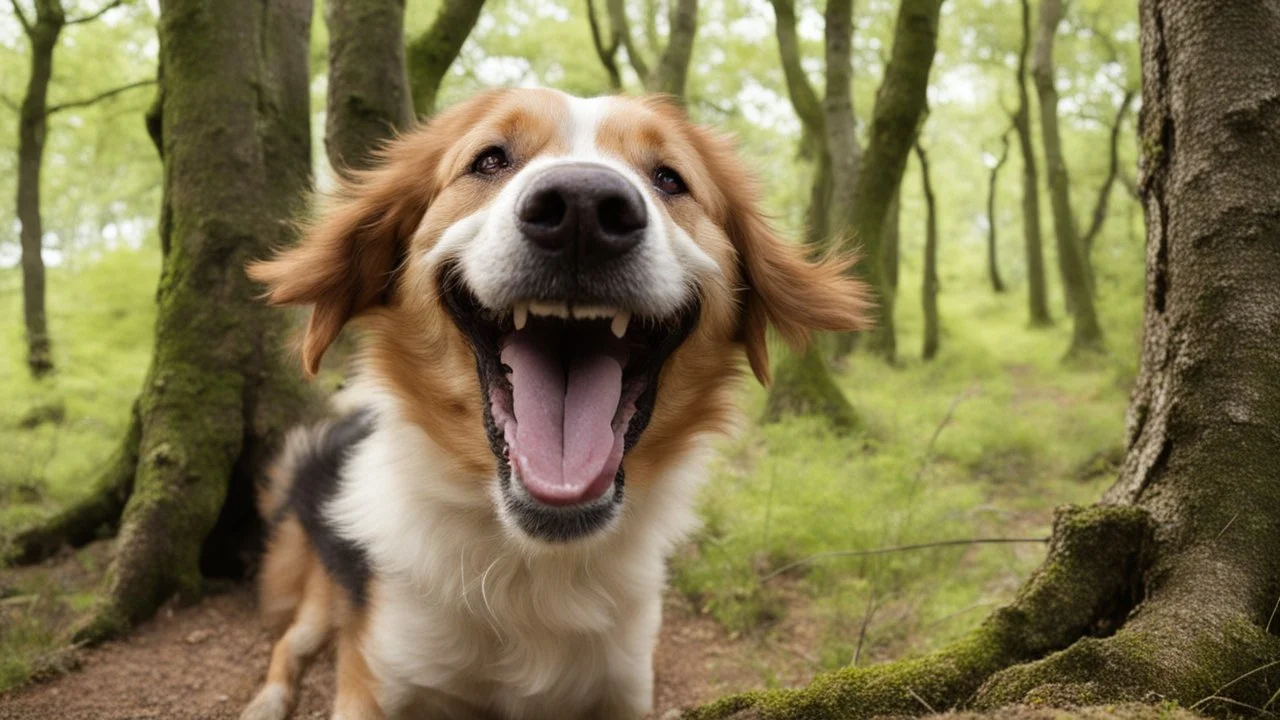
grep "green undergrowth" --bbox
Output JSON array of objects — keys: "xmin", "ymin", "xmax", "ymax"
[{"xmin": 671, "ymin": 253, "xmax": 1143, "ymax": 672}]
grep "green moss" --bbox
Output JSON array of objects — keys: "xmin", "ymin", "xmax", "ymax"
[{"xmin": 764, "ymin": 346, "xmax": 860, "ymax": 431}]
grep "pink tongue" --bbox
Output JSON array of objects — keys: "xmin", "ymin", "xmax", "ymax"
[{"xmin": 500, "ymin": 332, "xmax": 624, "ymax": 505}]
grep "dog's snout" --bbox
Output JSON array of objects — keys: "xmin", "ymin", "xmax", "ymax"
[{"xmin": 516, "ymin": 164, "xmax": 647, "ymax": 268}]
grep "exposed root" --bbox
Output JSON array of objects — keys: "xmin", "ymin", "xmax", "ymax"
[
  {"xmin": 3, "ymin": 405, "xmax": 140, "ymax": 566},
  {"xmin": 684, "ymin": 505, "xmax": 1152, "ymax": 719}
]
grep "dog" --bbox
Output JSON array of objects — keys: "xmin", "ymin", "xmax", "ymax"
[{"xmin": 240, "ymin": 88, "xmax": 869, "ymax": 720}]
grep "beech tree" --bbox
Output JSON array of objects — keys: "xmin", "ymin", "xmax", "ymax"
[
  {"xmin": 10, "ymin": 0, "xmax": 318, "ymax": 640},
  {"xmin": 599, "ymin": 0, "xmax": 698, "ymax": 97},
  {"xmin": 406, "ymin": 0, "xmax": 486, "ymax": 116},
  {"xmin": 693, "ymin": 0, "xmax": 1280, "ymax": 714},
  {"xmin": 11, "ymin": 0, "xmax": 148, "ymax": 377},
  {"xmin": 983, "ymin": 128, "xmax": 1011, "ymax": 293},
  {"xmin": 1012, "ymin": 0, "xmax": 1051, "ymax": 327},
  {"xmin": 917, "ymin": 139, "xmax": 939, "ymax": 360}
]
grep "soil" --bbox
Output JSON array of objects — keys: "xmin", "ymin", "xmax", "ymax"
[{"xmin": 0, "ymin": 577, "xmax": 817, "ymax": 720}]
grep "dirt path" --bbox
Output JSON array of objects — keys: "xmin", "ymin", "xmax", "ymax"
[{"xmin": 0, "ymin": 582, "xmax": 816, "ymax": 719}]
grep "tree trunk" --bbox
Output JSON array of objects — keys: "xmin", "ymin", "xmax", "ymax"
[
  {"xmin": 1080, "ymin": 89, "xmax": 1137, "ymax": 264},
  {"xmin": 15, "ymin": 0, "xmax": 64, "ymax": 378},
  {"xmin": 325, "ymin": 0, "xmax": 413, "ymax": 175},
  {"xmin": 72, "ymin": 0, "xmax": 319, "ymax": 643},
  {"xmin": 985, "ymin": 128, "xmax": 1011, "ymax": 294},
  {"xmin": 883, "ymin": 186, "xmax": 900, "ymax": 293},
  {"xmin": 608, "ymin": 0, "xmax": 698, "ymax": 97},
  {"xmin": 406, "ymin": 0, "xmax": 486, "ymax": 116},
  {"xmin": 768, "ymin": 0, "xmax": 827, "ymax": 245},
  {"xmin": 1014, "ymin": 0, "xmax": 1051, "ymax": 327},
  {"xmin": 842, "ymin": 0, "xmax": 945, "ymax": 363},
  {"xmin": 691, "ymin": 1, "xmax": 1280, "ymax": 715},
  {"xmin": 762, "ymin": 345, "xmax": 859, "ymax": 431},
  {"xmin": 1033, "ymin": 0, "xmax": 1105, "ymax": 355},
  {"xmin": 586, "ymin": 0, "xmax": 623, "ymax": 91},
  {"xmin": 917, "ymin": 141, "xmax": 939, "ymax": 360}
]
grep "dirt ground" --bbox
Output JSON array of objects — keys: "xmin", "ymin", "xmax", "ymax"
[{"xmin": 0, "ymin": 580, "xmax": 818, "ymax": 720}]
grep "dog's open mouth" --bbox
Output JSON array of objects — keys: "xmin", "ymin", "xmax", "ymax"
[{"xmin": 441, "ymin": 268, "xmax": 699, "ymax": 540}]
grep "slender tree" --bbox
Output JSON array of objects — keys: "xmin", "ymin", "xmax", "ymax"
[
  {"xmin": 917, "ymin": 140, "xmax": 939, "ymax": 360},
  {"xmin": 1033, "ymin": 0, "xmax": 1104, "ymax": 354},
  {"xmin": 984, "ymin": 127, "xmax": 1012, "ymax": 293},
  {"xmin": 1080, "ymin": 89, "xmax": 1137, "ymax": 262},
  {"xmin": 840, "ymin": 0, "xmax": 946, "ymax": 362},
  {"xmin": 693, "ymin": 0, "xmax": 1280, "ymax": 715},
  {"xmin": 406, "ymin": 0, "xmax": 486, "ymax": 116},
  {"xmin": 586, "ymin": 0, "xmax": 623, "ymax": 91},
  {"xmin": 604, "ymin": 0, "xmax": 698, "ymax": 97},
  {"xmin": 1013, "ymin": 0, "xmax": 1051, "ymax": 327},
  {"xmin": 49, "ymin": 0, "xmax": 319, "ymax": 642},
  {"xmin": 325, "ymin": 0, "xmax": 413, "ymax": 175},
  {"xmin": 11, "ymin": 0, "xmax": 142, "ymax": 377}
]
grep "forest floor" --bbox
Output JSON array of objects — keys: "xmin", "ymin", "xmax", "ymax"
[{"xmin": 0, "ymin": 541, "xmax": 818, "ymax": 719}]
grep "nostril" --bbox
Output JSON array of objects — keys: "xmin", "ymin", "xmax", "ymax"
[
  {"xmin": 597, "ymin": 194, "xmax": 647, "ymax": 237},
  {"xmin": 519, "ymin": 189, "xmax": 568, "ymax": 229}
]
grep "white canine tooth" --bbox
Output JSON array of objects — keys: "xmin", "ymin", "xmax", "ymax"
[
  {"xmin": 611, "ymin": 311, "xmax": 632, "ymax": 339},
  {"xmin": 529, "ymin": 301, "xmax": 570, "ymax": 319},
  {"xmin": 513, "ymin": 304, "xmax": 528, "ymax": 331}
]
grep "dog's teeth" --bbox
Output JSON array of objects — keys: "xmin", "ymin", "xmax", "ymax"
[
  {"xmin": 611, "ymin": 311, "xmax": 632, "ymax": 339},
  {"xmin": 513, "ymin": 304, "xmax": 528, "ymax": 331},
  {"xmin": 572, "ymin": 304, "xmax": 616, "ymax": 320},
  {"xmin": 529, "ymin": 301, "xmax": 570, "ymax": 319}
]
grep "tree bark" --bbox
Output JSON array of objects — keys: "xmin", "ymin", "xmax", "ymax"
[
  {"xmin": 14, "ymin": 0, "xmax": 65, "ymax": 378},
  {"xmin": 768, "ymin": 0, "xmax": 828, "ymax": 245},
  {"xmin": 883, "ymin": 186, "xmax": 900, "ymax": 292},
  {"xmin": 325, "ymin": 0, "xmax": 413, "ymax": 176},
  {"xmin": 606, "ymin": 0, "xmax": 698, "ymax": 97},
  {"xmin": 842, "ymin": 0, "xmax": 945, "ymax": 362},
  {"xmin": 985, "ymin": 128, "xmax": 1011, "ymax": 293},
  {"xmin": 406, "ymin": 0, "xmax": 485, "ymax": 116},
  {"xmin": 1033, "ymin": 0, "xmax": 1105, "ymax": 355},
  {"xmin": 73, "ymin": 0, "xmax": 319, "ymax": 643},
  {"xmin": 690, "ymin": 1, "xmax": 1280, "ymax": 715},
  {"xmin": 1014, "ymin": 0, "xmax": 1052, "ymax": 327},
  {"xmin": 762, "ymin": 345, "xmax": 859, "ymax": 431},
  {"xmin": 917, "ymin": 141, "xmax": 939, "ymax": 360},
  {"xmin": 586, "ymin": 0, "xmax": 623, "ymax": 91}
]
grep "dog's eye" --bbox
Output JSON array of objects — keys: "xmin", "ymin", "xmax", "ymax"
[
  {"xmin": 472, "ymin": 147, "xmax": 510, "ymax": 176},
  {"xmin": 653, "ymin": 166, "xmax": 688, "ymax": 196}
]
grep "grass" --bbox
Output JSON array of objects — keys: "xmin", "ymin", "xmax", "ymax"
[{"xmin": 0, "ymin": 241, "xmax": 1144, "ymax": 692}]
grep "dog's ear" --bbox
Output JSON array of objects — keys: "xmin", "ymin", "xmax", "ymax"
[
  {"xmin": 732, "ymin": 210, "xmax": 873, "ymax": 384},
  {"xmin": 248, "ymin": 145, "xmax": 435, "ymax": 375}
]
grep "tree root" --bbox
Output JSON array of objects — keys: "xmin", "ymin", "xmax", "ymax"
[
  {"xmin": 684, "ymin": 505, "xmax": 1153, "ymax": 720},
  {"xmin": 3, "ymin": 404, "xmax": 140, "ymax": 566}
]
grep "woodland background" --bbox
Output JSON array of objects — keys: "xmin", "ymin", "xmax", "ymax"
[{"xmin": 2, "ymin": 0, "xmax": 1272, "ymax": 717}]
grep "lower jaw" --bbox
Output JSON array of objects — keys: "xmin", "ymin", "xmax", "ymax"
[{"xmin": 498, "ymin": 464, "xmax": 624, "ymax": 543}]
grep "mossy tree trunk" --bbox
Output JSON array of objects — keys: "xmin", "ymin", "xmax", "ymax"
[
  {"xmin": 689, "ymin": 1, "xmax": 1280, "ymax": 715},
  {"xmin": 1033, "ymin": 0, "xmax": 1105, "ymax": 355},
  {"xmin": 13, "ymin": 0, "xmax": 65, "ymax": 378},
  {"xmin": 985, "ymin": 128, "xmax": 1011, "ymax": 294},
  {"xmin": 842, "ymin": 0, "xmax": 945, "ymax": 363},
  {"xmin": 917, "ymin": 140, "xmax": 939, "ymax": 361},
  {"xmin": 761, "ymin": 0, "xmax": 862, "ymax": 428},
  {"xmin": 69, "ymin": 0, "xmax": 319, "ymax": 642},
  {"xmin": 406, "ymin": 0, "xmax": 486, "ymax": 116},
  {"xmin": 605, "ymin": 0, "xmax": 698, "ymax": 97},
  {"xmin": 1013, "ymin": 0, "xmax": 1052, "ymax": 328},
  {"xmin": 325, "ymin": 0, "xmax": 413, "ymax": 175}
]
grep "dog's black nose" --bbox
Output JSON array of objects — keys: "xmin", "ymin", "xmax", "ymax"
[{"xmin": 516, "ymin": 164, "xmax": 647, "ymax": 268}]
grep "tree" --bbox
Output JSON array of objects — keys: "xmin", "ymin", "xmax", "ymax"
[
  {"xmin": 14, "ymin": 0, "xmax": 320, "ymax": 641},
  {"xmin": 840, "ymin": 0, "xmax": 946, "ymax": 362},
  {"xmin": 761, "ymin": 0, "xmax": 861, "ymax": 430},
  {"xmin": 406, "ymin": 0, "xmax": 486, "ymax": 116},
  {"xmin": 604, "ymin": 0, "xmax": 698, "ymax": 97},
  {"xmin": 1012, "ymin": 0, "xmax": 1051, "ymax": 327},
  {"xmin": 984, "ymin": 127, "xmax": 1011, "ymax": 293},
  {"xmin": 1080, "ymin": 88, "xmax": 1136, "ymax": 264},
  {"xmin": 586, "ymin": 0, "xmax": 623, "ymax": 91},
  {"xmin": 916, "ymin": 140, "xmax": 939, "ymax": 360},
  {"xmin": 11, "ymin": 0, "xmax": 145, "ymax": 377},
  {"xmin": 691, "ymin": 0, "xmax": 1280, "ymax": 714},
  {"xmin": 1033, "ymin": 0, "xmax": 1104, "ymax": 355},
  {"xmin": 325, "ymin": 0, "xmax": 414, "ymax": 175}
]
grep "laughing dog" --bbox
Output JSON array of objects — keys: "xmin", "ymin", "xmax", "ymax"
[{"xmin": 241, "ymin": 89, "xmax": 869, "ymax": 720}]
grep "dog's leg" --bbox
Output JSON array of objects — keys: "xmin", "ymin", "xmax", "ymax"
[
  {"xmin": 331, "ymin": 629, "xmax": 385, "ymax": 720},
  {"xmin": 241, "ymin": 569, "xmax": 334, "ymax": 720}
]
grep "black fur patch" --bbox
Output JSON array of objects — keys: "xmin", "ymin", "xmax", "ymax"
[{"xmin": 280, "ymin": 410, "xmax": 375, "ymax": 606}]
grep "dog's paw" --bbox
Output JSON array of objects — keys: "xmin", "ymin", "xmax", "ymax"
[{"xmin": 240, "ymin": 684, "xmax": 291, "ymax": 720}]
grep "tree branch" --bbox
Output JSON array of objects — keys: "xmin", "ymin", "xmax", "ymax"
[
  {"xmin": 647, "ymin": 0, "xmax": 697, "ymax": 96},
  {"xmin": 586, "ymin": 0, "xmax": 622, "ymax": 90},
  {"xmin": 9, "ymin": 0, "xmax": 33, "ymax": 33},
  {"xmin": 606, "ymin": 0, "xmax": 650, "ymax": 84},
  {"xmin": 769, "ymin": 0, "xmax": 823, "ymax": 135},
  {"xmin": 1081, "ymin": 89, "xmax": 1137, "ymax": 254},
  {"xmin": 66, "ymin": 0, "xmax": 125, "ymax": 25},
  {"xmin": 0, "ymin": 93, "xmax": 18, "ymax": 113},
  {"xmin": 45, "ymin": 78, "xmax": 155, "ymax": 115}
]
